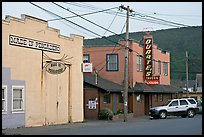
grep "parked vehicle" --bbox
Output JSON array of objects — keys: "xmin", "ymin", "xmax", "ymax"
[
  {"xmin": 196, "ymin": 100, "xmax": 202, "ymax": 114},
  {"xmin": 149, "ymin": 98, "xmax": 199, "ymax": 119}
]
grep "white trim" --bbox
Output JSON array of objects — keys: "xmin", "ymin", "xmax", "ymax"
[
  {"xmin": 11, "ymin": 85, "xmax": 25, "ymax": 114},
  {"xmin": 2, "ymin": 85, "xmax": 7, "ymax": 114}
]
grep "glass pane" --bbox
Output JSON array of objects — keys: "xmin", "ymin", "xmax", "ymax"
[
  {"xmin": 13, "ymin": 89, "xmax": 22, "ymax": 98},
  {"xmin": 108, "ymin": 55, "xmax": 117, "ymax": 70},
  {"xmin": 13, "ymin": 100, "xmax": 22, "ymax": 110},
  {"xmin": 2, "ymin": 101, "xmax": 5, "ymax": 110},
  {"xmin": 2, "ymin": 89, "xmax": 4, "ymax": 99}
]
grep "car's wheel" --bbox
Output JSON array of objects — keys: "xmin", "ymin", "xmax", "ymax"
[
  {"xmin": 187, "ymin": 109, "xmax": 195, "ymax": 118},
  {"xmin": 159, "ymin": 111, "xmax": 167, "ymax": 119},
  {"xmin": 181, "ymin": 114, "xmax": 187, "ymax": 118}
]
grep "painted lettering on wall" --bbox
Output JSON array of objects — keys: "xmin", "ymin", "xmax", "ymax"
[
  {"xmin": 9, "ymin": 35, "xmax": 60, "ymax": 53},
  {"xmin": 144, "ymin": 36, "xmax": 153, "ymax": 80}
]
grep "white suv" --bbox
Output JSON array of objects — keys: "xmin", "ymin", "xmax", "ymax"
[{"xmin": 149, "ymin": 98, "xmax": 199, "ymax": 119}]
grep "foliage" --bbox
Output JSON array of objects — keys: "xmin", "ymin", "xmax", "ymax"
[
  {"xmin": 84, "ymin": 26, "xmax": 202, "ymax": 81},
  {"xmin": 116, "ymin": 109, "xmax": 124, "ymax": 115},
  {"xmin": 98, "ymin": 107, "xmax": 113, "ymax": 120}
]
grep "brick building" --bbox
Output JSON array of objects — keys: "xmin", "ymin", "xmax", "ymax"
[{"xmin": 83, "ymin": 35, "xmax": 183, "ymax": 118}]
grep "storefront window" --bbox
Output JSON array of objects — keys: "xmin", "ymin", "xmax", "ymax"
[{"xmin": 103, "ymin": 94, "xmax": 110, "ymax": 104}]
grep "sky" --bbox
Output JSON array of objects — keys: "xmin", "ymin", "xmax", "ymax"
[{"xmin": 2, "ymin": 2, "xmax": 202, "ymax": 39}]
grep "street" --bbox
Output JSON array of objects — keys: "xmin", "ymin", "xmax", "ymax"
[{"xmin": 2, "ymin": 114, "xmax": 202, "ymax": 135}]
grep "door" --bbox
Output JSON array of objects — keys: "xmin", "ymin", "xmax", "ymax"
[{"xmin": 167, "ymin": 100, "xmax": 179, "ymax": 114}]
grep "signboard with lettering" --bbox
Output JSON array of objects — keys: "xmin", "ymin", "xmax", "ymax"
[
  {"xmin": 144, "ymin": 36, "xmax": 153, "ymax": 80},
  {"xmin": 82, "ymin": 63, "xmax": 92, "ymax": 73},
  {"xmin": 146, "ymin": 76, "xmax": 160, "ymax": 84},
  {"xmin": 88, "ymin": 100, "xmax": 97, "ymax": 109},
  {"xmin": 9, "ymin": 35, "xmax": 60, "ymax": 53},
  {"xmin": 45, "ymin": 61, "xmax": 66, "ymax": 75}
]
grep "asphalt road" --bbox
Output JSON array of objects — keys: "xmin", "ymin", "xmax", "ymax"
[{"xmin": 2, "ymin": 114, "xmax": 202, "ymax": 135}]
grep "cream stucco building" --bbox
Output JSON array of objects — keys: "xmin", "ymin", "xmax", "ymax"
[{"xmin": 2, "ymin": 14, "xmax": 84, "ymax": 128}]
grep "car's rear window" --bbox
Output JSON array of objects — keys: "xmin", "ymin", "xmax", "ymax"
[{"xmin": 188, "ymin": 99, "xmax": 196, "ymax": 104}]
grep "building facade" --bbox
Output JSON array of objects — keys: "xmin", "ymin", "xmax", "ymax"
[
  {"xmin": 2, "ymin": 14, "xmax": 84, "ymax": 128},
  {"xmin": 83, "ymin": 36, "xmax": 183, "ymax": 118}
]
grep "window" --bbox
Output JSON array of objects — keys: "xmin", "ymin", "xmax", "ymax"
[
  {"xmin": 158, "ymin": 60, "xmax": 161, "ymax": 74},
  {"xmin": 154, "ymin": 94, "xmax": 158, "ymax": 102},
  {"xmin": 152, "ymin": 59, "xmax": 155, "ymax": 74},
  {"xmin": 187, "ymin": 99, "xmax": 196, "ymax": 104},
  {"xmin": 106, "ymin": 54, "xmax": 118, "ymax": 71},
  {"xmin": 163, "ymin": 62, "xmax": 168, "ymax": 76},
  {"xmin": 118, "ymin": 94, "xmax": 123, "ymax": 103},
  {"xmin": 2, "ymin": 85, "xmax": 7, "ymax": 113},
  {"xmin": 160, "ymin": 94, "xmax": 163, "ymax": 101},
  {"xmin": 180, "ymin": 100, "xmax": 188, "ymax": 105},
  {"xmin": 12, "ymin": 86, "xmax": 24, "ymax": 113},
  {"xmin": 103, "ymin": 94, "xmax": 111, "ymax": 104},
  {"xmin": 83, "ymin": 54, "xmax": 90, "ymax": 63},
  {"xmin": 169, "ymin": 100, "xmax": 178, "ymax": 107},
  {"xmin": 136, "ymin": 94, "xmax": 141, "ymax": 103},
  {"xmin": 136, "ymin": 55, "xmax": 143, "ymax": 71}
]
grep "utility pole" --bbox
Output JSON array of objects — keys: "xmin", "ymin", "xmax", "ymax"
[
  {"xmin": 186, "ymin": 51, "xmax": 189, "ymax": 97},
  {"xmin": 120, "ymin": 5, "xmax": 133, "ymax": 122}
]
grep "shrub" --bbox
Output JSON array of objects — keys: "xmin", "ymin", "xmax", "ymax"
[
  {"xmin": 98, "ymin": 108, "xmax": 113, "ymax": 120},
  {"xmin": 116, "ymin": 109, "xmax": 124, "ymax": 115}
]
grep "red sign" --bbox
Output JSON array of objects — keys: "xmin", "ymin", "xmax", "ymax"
[
  {"xmin": 146, "ymin": 76, "xmax": 160, "ymax": 84},
  {"xmin": 144, "ymin": 36, "xmax": 153, "ymax": 80}
]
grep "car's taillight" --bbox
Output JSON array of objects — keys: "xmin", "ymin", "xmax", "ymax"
[{"xmin": 196, "ymin": 102, "xmax": 198, "ymax": 107}]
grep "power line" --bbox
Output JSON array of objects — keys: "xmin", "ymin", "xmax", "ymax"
[
  {"xmin": 52, "ymin": 2, "xmax": 126, "ymax": 41},
  {"xmin": 48, "ymin": 7, "xmax": 118, "ymax": 21},
  {"xmin": 64, "ymin": 2, "xmax": 183, "ymax": 28},
  {"xmin": 103, "ymin": 10, "xmax": 119, "ymax": 36},
  {"xmin": 133, "ymin": 11, "xmax": 191, "ymax": 27},
  {"xmin": 30, "ymin": 2, "xmax": 127, "ymax": 48}
]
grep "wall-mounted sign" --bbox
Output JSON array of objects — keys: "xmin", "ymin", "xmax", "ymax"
[
  {"xmin": 146, "ymin": 76, "xmax": 160, "ymax": 84},
  {"xmin": 82, "ymin": 63, "xmax": 92, "ymax": 73},
  {"xmin": 45, "ymin": 61, "xmax": 66, "ymax": 75},
  {"xmin": 9, "ymin": 35, "xmax": 60, "ymax": 53},
  {"xmin": 88, "ymin": 100, "xmax": 97, "ymax": 109},
  {"xmin": 144, "ymin": 36, "xmax": 153, "ymax": 80}
]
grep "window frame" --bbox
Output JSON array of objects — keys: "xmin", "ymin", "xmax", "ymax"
[
  {"xmin": 136, "ymin": 55, "xmax": 143, "ymax": 72},
  {"xmin": 154, "ymin": 94, "xmax": 158, "ymax": 102},
  {"xmin": 158, "ymin": 60, "xmax": 161, "ymax": 75},
  {"xmin": 103, "ymin": 94, "xmax": 111, "ymax": 104},
  {"xmin": 160, "ymin": 94, "xmax": 163, "ymax": 102},
  {"xmin": 106, "ymin": 54, "xmax": 118, "ymax": 71},
  {"xmin": 163, "ymin": 62, "xmax": 168, "ymax": 76},
  {"xmin": 152, "ymin": 59, "xmax": 155, "ymax": 74},
  {"xmin": 12, "ymin": 85, "xmax": 25, "ymax": 113},
  {"xmin": 118, "ymin": 94, "xmax": 123, "ymax": 103},
  {"xmin": 83, "ymin": 54, "xmax": 90, "ymax": 63},
  {"xmin": 2, "ymin": 85, "xmax": 7, "ymax": 114},
  {"xmin": 179, "ymin": 100, "xmax": 188, "ymax": 105}
]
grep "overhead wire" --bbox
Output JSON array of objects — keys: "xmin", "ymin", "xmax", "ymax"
[
  {"xmin": 30, "ymin": 2, "xmax": 127, "ymax": 48},
  {"xmin": 103, "ymin": 9, "xmax": 119, "ymax": 36},
  {"xmin": 52, "ymin": 2, "xmax": 126, "ymax": 41},
  {"xmin": 48, "ymin": 7, "xmax": 118, "ymax": 21}
]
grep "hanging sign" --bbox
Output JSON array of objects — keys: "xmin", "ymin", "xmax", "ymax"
[{"xmin": 45, "ymin": 61, "xmax": 66, "ymax": 75}]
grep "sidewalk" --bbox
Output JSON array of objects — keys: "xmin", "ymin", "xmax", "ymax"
[{"xmin": 2, "ymin": 116, "xmax": 150, "ymax": 135}]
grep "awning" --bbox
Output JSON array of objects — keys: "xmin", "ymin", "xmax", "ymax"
[{"xmin": 133, "ymin": 82, "xmax": 184, "ymax": 93}]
